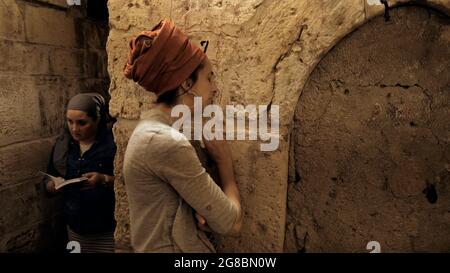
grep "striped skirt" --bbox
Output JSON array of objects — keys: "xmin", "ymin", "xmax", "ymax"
[{"xmin": 67, "ymin": 227, "xmax": 115, "ymax": 253}]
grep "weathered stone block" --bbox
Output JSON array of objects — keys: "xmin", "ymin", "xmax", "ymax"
[
  {"xmin": 0, "ymin": 214, "xmax": 66, "ymax": 253},
  {"xmin": 0, "ymin": 177, "xmax": 62, "ymax": 239},
  {"xmin": 0, "ymin": 1, "xmax": 25, "ymax": 41},
  {"xmin": 83, "ymin": 20, "xmax": 109, "ymax": 49},
  {"xmin": 25, "ymin": 4, "xmax": 78, "ymax": 47},
  {"xmin": 112, "ymin": 118, "xmax": 139, "ymax": 252},
  {"xmin": 36, "ymin": 76, "xmax": 68, "ymax": 136},
  {"xmin": 0, "ymin": 76, "xmax": 42, "ymax": 147},
  {"xmin": 83, "ymin": 50, "xmax": 108, "ymax": 78},
  {"xmin": 0, "ymin": 138, "xmax": 54, "ymax": 188},
  {"xmin": 0, "ymin": 41, "xmax": 49, "ymax": 75},
  {"xmin": 49, "ymin": 48, "xmax": 84, "ymax": 76}
]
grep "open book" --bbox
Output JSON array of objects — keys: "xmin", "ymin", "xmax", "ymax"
[{"xmin": 39, "ymin": 171, "xmax": 88, "ymax": 190}]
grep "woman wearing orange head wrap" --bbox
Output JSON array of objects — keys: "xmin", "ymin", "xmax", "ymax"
[{"xmin": 122, "ymin": 19, "xmax": 242, "ymax": 253}]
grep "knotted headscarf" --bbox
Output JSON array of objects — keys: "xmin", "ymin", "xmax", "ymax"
[
  {"xmin": 52, "ymin": 93, "xmax": 109, "ymax": 176},
  {"xmin": 123, "ymin": 19, "xmax": 206, "ymax": 96},
  {"xmin": 67, "ymin": 92, "xmax": 107, "ymax": 126}
]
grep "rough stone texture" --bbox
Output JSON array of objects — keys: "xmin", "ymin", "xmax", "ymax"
[
  {"xmin": 107, "ymin": 0, "xmax": 450, "ymax": 252},
  {"xmin": 25, "ymin": 4, "xmax": 77, "ymax": 47},
  {"xmin": 111, "ymin": 118, "xmax": 138, "ymax": 252},
  {"xmin": 0, "ymin": 0, "xmax": 109, "ymax": 252},
  {"xmin": 286, "ymin": 6, "xmax": 449, "ymax": 252}
]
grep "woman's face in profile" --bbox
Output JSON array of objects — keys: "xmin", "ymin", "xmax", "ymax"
[
  {"xmin": 66, "ymin": 109, "xmax": 98, "ymax": 143},
  {"xmin": 190, "ymin": 58, "xmax": 219, "ymax": 106}
]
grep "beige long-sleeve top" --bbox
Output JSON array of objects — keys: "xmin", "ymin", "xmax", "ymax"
[{"xmin": 123, "ymin": 108, "xmax": 239, "ymax": 253}]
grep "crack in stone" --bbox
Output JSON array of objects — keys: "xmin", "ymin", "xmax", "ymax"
[
  {"xmin": 361, "ymin": 82, "xmax": 445, "ymax": 154},
  {"xmin": 272, "ymin": 25, "xmax": 305, "ymax": 73},
  {"xmin": 253, "ymin": 0, "xmax": 268, "ymax": 10},
  {"xmin": 427, "ymin": 127, "xmax": 447, "ymax": 160},
  {"xmin": 358, "ymin": 82, "xmax": 436, "ymax": 114},
  {"xmin": 359, "ymin": 82, "xmax": 424, "ymax": 90},
  {"xmin": 311, "ymin": 97, "xmax": 332, "ymax": 126},
  {"xmin": 268, "ymin": 24, "xmax": 306, "ymax": 112},
  {"xmin": 417, "ymin": 85, "xmax": 434, "ymax": 113},
  {"xmin": 402, "ymin": 85, "xmax": 443, "ymax": 154}
]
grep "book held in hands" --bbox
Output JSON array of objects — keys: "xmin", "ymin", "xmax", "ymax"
[{"xmin": 39, "ymin": 171, "xmax": 88, "ymax": 190}]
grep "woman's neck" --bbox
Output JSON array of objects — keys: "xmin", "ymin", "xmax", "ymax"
[
  {"xmin": 154, "ymin": 103, "xmax": 182, "ymax": 125},
  {"xmin": 154, "ymin": 103, "xmax": 172, "ymax": 116},
  {"xmin": 79, "ymin": 137, "xmax": 95, "ymax": 146}
]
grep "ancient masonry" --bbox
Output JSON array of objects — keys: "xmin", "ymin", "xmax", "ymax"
[
  {"xmin": 107, "ymin": 0, "xmax": 449, "ymax": 252},
  {"xmin": 0, "ymin": 0, "xmax": 448, "ymax": 252},
  {"xmin": 0, "ymin": 0, "xmax": 108, "ymax": 251}
]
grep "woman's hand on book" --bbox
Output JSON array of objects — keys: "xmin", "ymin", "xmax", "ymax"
[
  {"xmin": 81, "ymin": 172, "xmax": 103, "ymax": 190},
  {"xmin": 46, "ymin": 180, "xmax": 58, "ymax": 193}
]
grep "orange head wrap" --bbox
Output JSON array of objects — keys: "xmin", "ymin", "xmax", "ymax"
[
  {"xmin": 123, "ymin": 19, "xmax": 206, "ymax": 96},
  {"xmin": 123, "ymin": 20, "xmax": 206, "ymax": 96}
]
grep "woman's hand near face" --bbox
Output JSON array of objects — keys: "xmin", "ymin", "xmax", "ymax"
[
  {"xmin": 203, "ymin": 138, "xmax": 233, "ymax": 165},
  {"xmin": 202, "ymin": 137, "xmax": 243, "ymax": 235}
]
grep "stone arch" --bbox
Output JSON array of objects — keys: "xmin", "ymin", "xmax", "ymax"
[
  {"xmin": 284, "ymin": 4, "xmax": 449, "ymax": 252},
  {"xmin": 107, "ymin": 0, "xmax": 450, "ymax": 253}
]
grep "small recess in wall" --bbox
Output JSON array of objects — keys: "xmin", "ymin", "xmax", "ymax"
[{"xmin": 423, "ymin": 183, "xmax": 438, "ymax": 204}]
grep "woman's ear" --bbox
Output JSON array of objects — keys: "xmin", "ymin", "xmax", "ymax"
[{"xmin": 180, "ymin": 78, "xmax": 194, "ymax": 91}]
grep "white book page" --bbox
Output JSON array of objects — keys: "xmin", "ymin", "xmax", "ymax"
[{"xmin": 39, "ymin": 171, "xmax": 88, "ymax": 190}]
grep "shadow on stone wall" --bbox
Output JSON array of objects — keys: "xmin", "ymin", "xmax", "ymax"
[{"xmin": 286, "ymin": 6, "xmax": 450, "ymax": 252}]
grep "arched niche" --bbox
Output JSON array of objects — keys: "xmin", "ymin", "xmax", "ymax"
[{"xmin": 285, "ymin": 5, "xmax": 449, "ymax": 252}]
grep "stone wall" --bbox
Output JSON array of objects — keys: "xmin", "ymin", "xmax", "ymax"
[
  {"xmin": 0, "ymin": 0, "xmax": 109, "ymax": 252},
  {"xmin": 286, "ymin": 6, "xmax": 449, "ymax": 252},
  {"xmin": 107, "ymin": 0, "xmax": 450, "ymax": 252}
]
